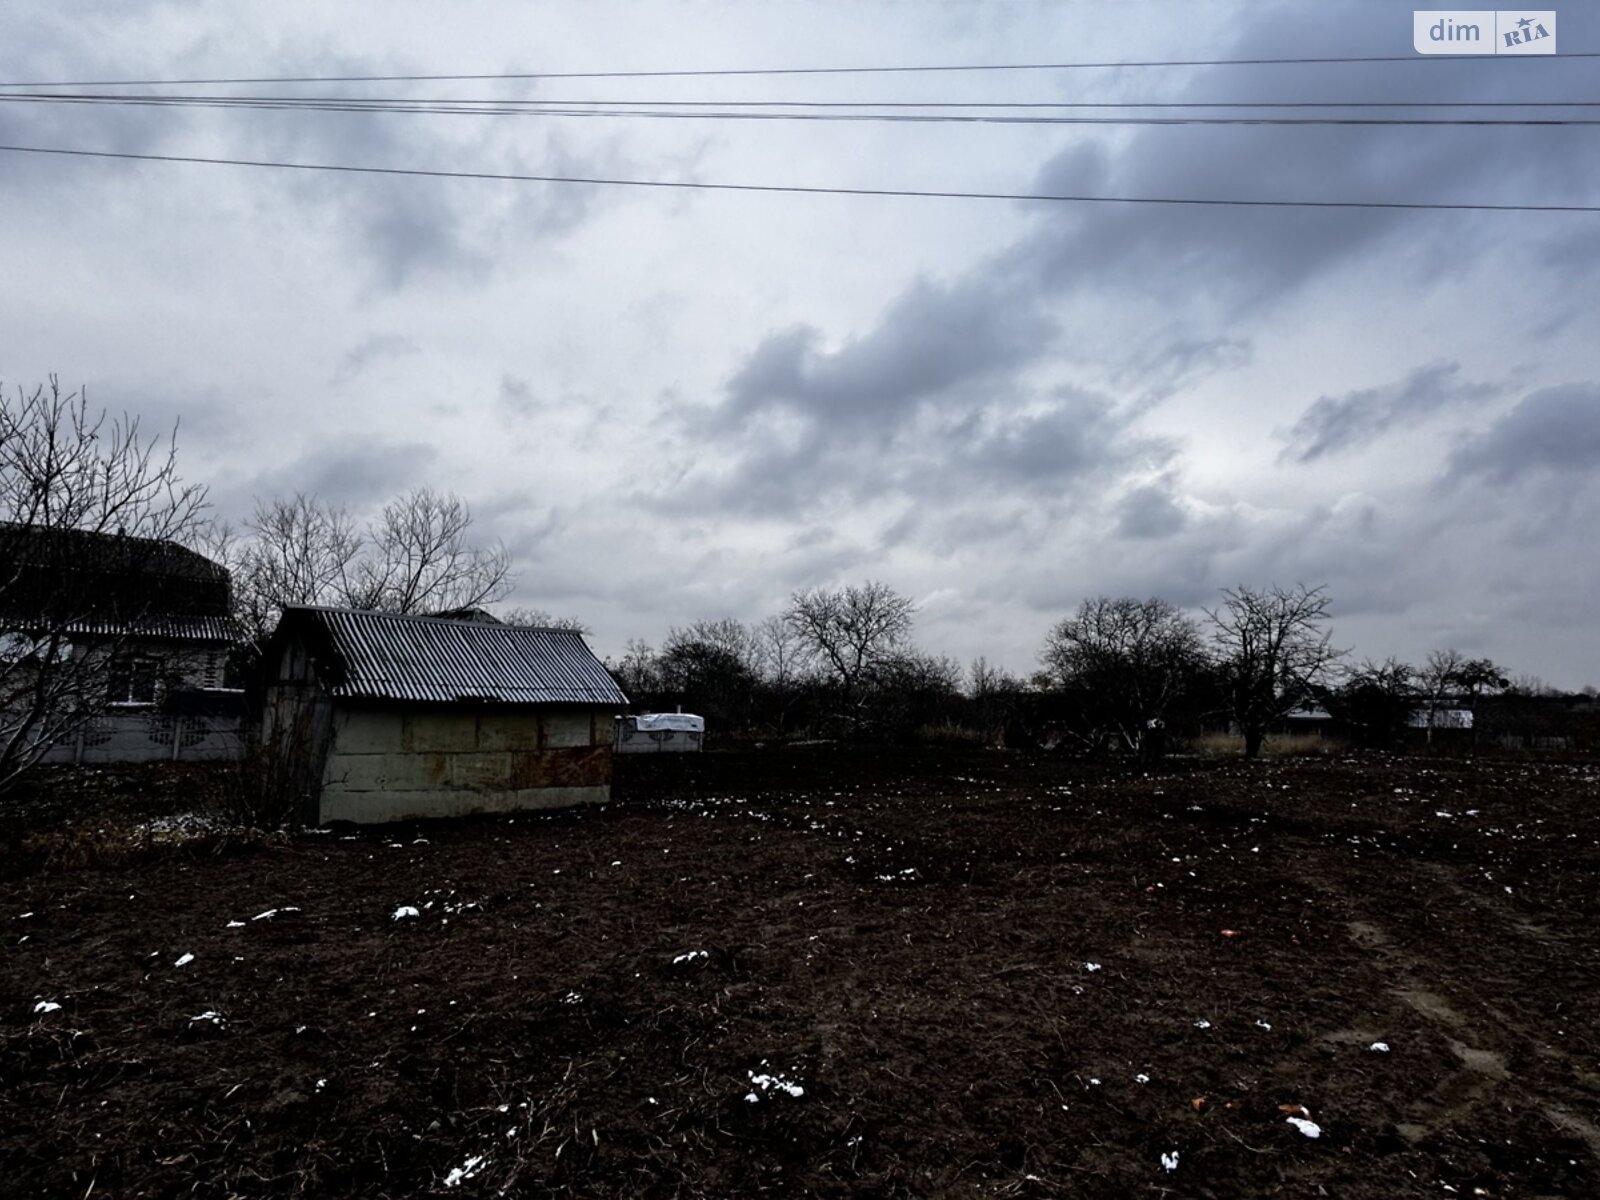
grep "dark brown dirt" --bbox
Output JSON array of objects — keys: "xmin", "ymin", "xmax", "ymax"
[{"xmin": 3, "ymin": 748, "xmax": 1598, "ymax": 1198}]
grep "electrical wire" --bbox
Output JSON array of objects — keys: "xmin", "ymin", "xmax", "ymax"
[
  {"xmin": 4, "ymin": 92, "xmax": 1598, "ymax": 109},
  {"xmin": 2, "ymin": 51, "xmax": 1597, "ymax": 90},
  {"xmin": 2, "ymin": 94, "xmax": 1595, "ymax": 126},
  {"xmin": 2, "ymin": 143, "xmax": 1594, "ymax": 212}
]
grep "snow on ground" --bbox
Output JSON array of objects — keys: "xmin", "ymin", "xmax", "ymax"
[
  {"xmin": 392, "ymin": 906, "xmax": 420, "ymax": 921},
  {"xmin": 442, "ymin": 1154, "xmax": 487, "ymax": 1187},
  {"xmin": 744, "ymin": 1061, "xmax": 805, "ymax": 1102}
]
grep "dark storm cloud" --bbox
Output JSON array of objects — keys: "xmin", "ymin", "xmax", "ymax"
[
  {"xmin": 1279, "ymin": 361, "xmax": 1502, "ymax": 462},
  {"xmin": 1446, "ymin": 383, "xmax": 1600, "ymax": 486},
  {"xmin": 724, "ymin": 276, "xmax": 1051, "ymax": 426},
  {"xmin": 1115, "ymin": 483, "xmax": 1188, "ymax": 540},
  {"xmin": 712, "ymin": 1, "xmax": 1600, "ymax": 451},
  {"xmin": 679, "ymin": 378, "xmax": 1166, "ymax": 519}
]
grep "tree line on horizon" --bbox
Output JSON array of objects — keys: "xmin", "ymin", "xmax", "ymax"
[
  {"xmin": 604, "ymin": 581, "xmax": 1577, "ymax": 759},
  {"xmin": 4, "ymin": 377, "xmax": 1593, "ymax": 796}
]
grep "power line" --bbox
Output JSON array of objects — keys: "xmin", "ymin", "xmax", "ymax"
[
  {"xmin": 4, "ymin": 95, "xmax": 1596, "ymax": 126},
  {"xmin": 2, "ymin": 51, "xmax": 1597, "ymax": 89},
  {"xmin": 2, "ymin": 143, "xmax": 1595, "ymax": 212},
  {"xmin": 4, "ymin": 91, "xmax": 1599, "ymax": 109}
]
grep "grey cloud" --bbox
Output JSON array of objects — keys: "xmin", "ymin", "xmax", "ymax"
[
  {"xmin": 725, "ymin": 276, "xmax": 1052, "ymax": 426},
  {"xmin": 222, "ymin": 439, "xmax": 439, "ymax": 519},
  {"xmin": 498, "ymin": 375, "xmax": 539, "ymax": 418},
  {"xmin": 331, "ymin": 335, "xmax": 417, "ymax": 386},
  {"xmin": 1116, "ymin": 484, "xmax": 1188, "ymax": 540},
  {"xmin": 1279, "ymin": 361, "xmax": 1502, "ymax": 462},
  {"xmin": 1115, "ymin": 334, "xmax": 1252, "ymax": 410},
  {"xmin": 1447, "ymin": 383, "xmax": 1600, "ymax": 485},
  {"xmin": 678, "ymin": 380, "xmax": 1166, "ymax": 520}
]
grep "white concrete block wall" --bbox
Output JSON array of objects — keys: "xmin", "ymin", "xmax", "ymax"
[{"xmin": 317, "ymin": 705, "xmax": 614, "ymax": 824}]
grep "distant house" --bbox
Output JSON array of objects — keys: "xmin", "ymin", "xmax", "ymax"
[
  {"xmin": 263, "ymin": 606, "xmax": 629, "ymax": 825},
  {"xmin": 0, "ymin": 524, "xmax": 244, "ymax": 763}
]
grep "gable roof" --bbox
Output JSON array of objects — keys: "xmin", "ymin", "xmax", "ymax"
[
  {"xmin": 276, "ymin": 605, "xmax": 628, "ymax": 707},
  {"xmin": 0, "ymin": 523, "xmax": 233, "ymax": 630}
]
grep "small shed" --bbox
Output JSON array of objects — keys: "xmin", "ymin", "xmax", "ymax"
[
  {"xmin": 264, "ymin": 606, "xmax": 629, "ymax": 825},
  {"xmin": 614, "ymin": 712, "xmax": 705, "ymax": 754}
]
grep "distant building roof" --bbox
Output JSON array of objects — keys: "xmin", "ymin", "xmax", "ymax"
[
  {"xmin": 0, "ymin": 523, "xmax": 233, "ymax": 629},
  {"xmin": 275, "ymin": 605, "xmax": 629, "ymax": 707}
]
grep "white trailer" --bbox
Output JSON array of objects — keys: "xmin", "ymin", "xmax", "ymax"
[{"xmin": 614, "ymin": 712, "xmax": 705, "ymax": 753}]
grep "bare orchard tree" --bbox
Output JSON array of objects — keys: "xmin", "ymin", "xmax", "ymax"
[
  {"xmin": 498, "ymin": 606, "xmax": 591, "ymax": 634},
  {"xmin": 348, "ymin": 488, "xmax": 512, "ymax": 615},
  {"xmin": 1418, "ymin": 648, "xmax": 1506, "ymax": 746},
  {"xmin": 753, "ymin": 613, "xmax": 812, "ymax": 733},
  {"xmin": 231, "ymin": 494, "xmax": 364, "ymax": 642},
  {"xmin": 1040, "ymin": 596, "xmax": 1206, "ymax": 758},
  {"xmin": 235, "ymin": 488, "xmax": 512, "ymax": 637},
  {"xmin": 1205, "ymin": 583, "xmax": 1343, "ymax": 759},
  {"xmin": 1332, "ymin": 657, "xmax": 1417, "ymax": 749},
  {"xmin": 784, "ymin": 581, "xmax": 916, "ymax": 712},
  {"xmin": 1, "ymin": 379, "xmax": 208, "ymax": 794}
]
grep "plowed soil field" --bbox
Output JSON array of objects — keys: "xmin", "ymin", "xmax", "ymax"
[{"xmin": 3, "ymin": 748, "xmax": 1598, "ymax": 1197}]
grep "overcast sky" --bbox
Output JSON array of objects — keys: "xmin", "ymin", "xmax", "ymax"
[{"xmin": 3, "ymin": 1, "xmax": 1597, "ymax": 686}]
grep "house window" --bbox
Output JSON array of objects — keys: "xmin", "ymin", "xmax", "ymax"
[{"xmin": 108, "ymin": 656, "xmax": 160, "ymax": 705}]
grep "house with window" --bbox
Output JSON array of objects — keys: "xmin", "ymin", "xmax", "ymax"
[{"xmin": 0, "ymin": 523, "xmax": 243, "ymax": 763}]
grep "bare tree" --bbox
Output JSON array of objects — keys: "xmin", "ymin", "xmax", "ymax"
[
  {"xmin": 1419, "ymin": 648, "xmax": 1506, "ymax": 746},
  {"xmin": 235, "ymin": 487, "xmax": 512, "ymax": 637},
  {"xmin": 658, "ymin": 619, "xmax": 760, "ymax": 728},
  {"xmin": 784, "ymin": 581, "xmax": 916, "ymax": 712},
  {"xmin": 1205, "ymin": 583, "xmax": 1342, "ymax": 759},
  {"xmin": 230, "ymin": 494, "xmax": 364, "ymax": 642},
  {"xmin": 1417, "ymin": 648, "xmax": 1465, "ymax": 745},
  {"xmin": 1, "ymin": 379, "xmax": 208, "ymax": 794},
  {"xmin": 1333, "ymin": 657, "xmax": 1417, "ymax": 748},
  {"xmin": 498, "ymin": 606, "xmax": 591, "ymax": 634},
  {"xmin": 752, "ymin": 614, "xmax": 812, "ymax": 734},
  {"xmin": 1040, "ymin": 596, "xmax": 1206, "ymax": 757},
  {"xmin": 348, "ymin": 488, "xmax": 512, "ymax": 615}
]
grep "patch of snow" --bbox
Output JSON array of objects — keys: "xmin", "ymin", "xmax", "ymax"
[
  {"xmin": 34, "ymin": 1000, "xmax": 61, "ymax": 1014},
  {"xmin": 1160, "ymin": 1151, "xmax": 1179, "ymax": 1172},
  {"xmin": 443, "ymin": 1154, "xmax": 487, "ymax": 1187},
  {"xmin": 1286, "ymin": 1116, "xmax": 1322, "ymax": 1138},
  {"xmin": 391, "ymin": 906, "xmax": 420, "ymax": 921},
  {"xmin": 252, "ymin": 907, "xmax": 300, "ymax": 921},
  {"xmin": 174, "ymin": 952, "xmax": 195, "ymax": 967},
  {"xmin": 225, "ymin": 920, "xmax": 246, "ymax": 928},
  {"xmin": 1135, "ymin": 1073, "xmax": 1150, "ymax": 1083},
  {"xmin": 672, "ymin": 950, "xmax": 709, "ymax": 965},
  {"xmin": 1194, "ymin": 1019, "xmax": 1211, "ymax": 1029},
  {"xmin": 189, "ymin": 1010, "xmax": 225, "ymax": 1026},
  {"xmin": 1084, "ymin": 962, "xmax": 1102, "ymax": 973},
  {"xmin": 1255, "ymin": 1019, "xmax": 1272, "ymax": 1031},
  {"xmin": 746, "ymin": 1068, "xmax": 805, "ymax": 1100},
  {"xmin": 562, "ymin": 991, "xmax": 582, "ymax": 1005},
  {"xmin": 1370, "ymin": 1041, "xmax": 1391, "ymax": 1053}
]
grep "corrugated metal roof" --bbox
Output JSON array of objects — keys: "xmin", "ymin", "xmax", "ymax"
[
  {"xmin": 61, "ymin": 615, "xmax": 242, "ymax": 643},
  {"xmin": 282, "ymin": 605, "xmax": 628, "ymax": 707}
]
